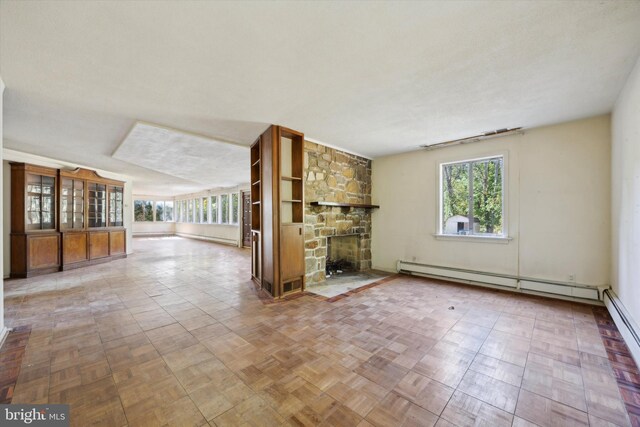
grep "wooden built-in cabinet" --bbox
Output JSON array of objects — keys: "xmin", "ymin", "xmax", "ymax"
[
  {"xmin": 250, "ymin": 125, "xmax": 305, "ymax": 298},
  {"xmin": 10, "ymin": 163, "xmax": 127, "ymax": 278},
  {"xmin": 10, "ymin": 163, "xmax": 61, "ymax": 277}
]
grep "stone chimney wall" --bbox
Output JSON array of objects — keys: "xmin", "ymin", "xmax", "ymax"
[{"xmin": 304, "ymin": 141, "xmax": 373, "ymax": 285}]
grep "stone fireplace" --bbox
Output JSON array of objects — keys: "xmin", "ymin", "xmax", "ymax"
[{"xmin": 303, "ymin": 141, "xmax": 373, "ymax": 285}]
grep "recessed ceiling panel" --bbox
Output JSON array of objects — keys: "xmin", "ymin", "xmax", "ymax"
[{"xmin": 113, "ymin": 122, "xmax": 249, "ymax": 188}]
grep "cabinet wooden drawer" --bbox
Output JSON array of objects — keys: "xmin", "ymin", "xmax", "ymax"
[
  {"xmin": 63, "ymin": 232, "xmax": 88, "ymax": 264},
  {"xmin": 28, "ymin": 234, "xmax": 60, "ymax": 270},
  {"xmin": 110, "ymin": 230, "xmax": 126, "ymax": 255},
  {"xmin": 89, "ymin": 231, "xmax": 110, "ymax": 259}
]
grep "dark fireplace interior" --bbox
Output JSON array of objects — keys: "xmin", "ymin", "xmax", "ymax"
[{"xmin": 326, "ymin": 234, "xmax": 360, "ymax": 276}]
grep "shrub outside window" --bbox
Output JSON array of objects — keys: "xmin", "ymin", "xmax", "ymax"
[
  {"xmin": 202, "ymin": 197, "xmax": 208, "ymax": 223},
  {"xmin": 134, "ymin": 200, "xmax": 153, "ymax": 222}
]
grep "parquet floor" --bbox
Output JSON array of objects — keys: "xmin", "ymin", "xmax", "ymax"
[{"xmin": 2, "ymin": 236, "xmax": 638, "ymax": 427}]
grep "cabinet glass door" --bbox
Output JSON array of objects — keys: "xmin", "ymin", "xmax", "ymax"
[
  {"xmin": 26, "ymin": 173, "xmax": 55, "ymax": 230},
  {"xmin": 73, "ymin": 180, "xmax": 84, "ymax": 228},
  {"xmin": 61, "ymin": 178, "xmax": 84, "ymax": 229},
  {"xmin": 88, "ymin": 183, "xmax": 107, "ymax": 227},
  {"xmin": 109, "ymin": 186, "xmax": 124, "ymax": 226}
]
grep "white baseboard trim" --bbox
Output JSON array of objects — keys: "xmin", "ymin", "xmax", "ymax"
[
  {"xmin": 0, "ymin": 326, "xmax": 10, "ymax": 350},
  {"xmin": 175, "ymin": 232, "xmax": 238, "ymax": 247},
  {"xmin": 604, "ymin": 289, "xmax": 640, "ymax": 367}
]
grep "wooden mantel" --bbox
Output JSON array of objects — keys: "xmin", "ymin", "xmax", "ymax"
[{"xmin": 309, "ymin": 201, "xmax": 380, "ymax": 209}]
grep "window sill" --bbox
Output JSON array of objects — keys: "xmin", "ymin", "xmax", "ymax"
[{"xmin": 433, "ymin": 234, "xmax": 513, "ymax": 244}]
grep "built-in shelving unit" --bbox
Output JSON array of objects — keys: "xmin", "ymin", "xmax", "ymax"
[
  {"xmin": 250, "ymin": 125, "xmax": 305, "ymax": 298},
  {"xmin": 250, "ymin": 141, "xmax": 262, "ymax": 285}
]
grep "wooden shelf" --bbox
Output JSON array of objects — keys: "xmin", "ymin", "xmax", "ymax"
[
  {"xmin": 252, "ymin": 180, "xmax": 260, "ymax": 186},
  {"xmin": 251, "ymin": 125, "xmax": 305, "ymax": 299},
  {"xmin": 309, "ymin": 201, "xmax": 380, "ymax": 209},
  {"xmin": 252, "ymin": 159, "xmax": 260, "ymax": 167},
  {"xmin": 252, "ymin": 201, "xmax": 261, "ymax": 205}
]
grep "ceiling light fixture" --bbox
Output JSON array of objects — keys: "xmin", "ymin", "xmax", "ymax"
[{"xmin": 420, "ymin": 127, "xmax": 523, "ymax": 151}]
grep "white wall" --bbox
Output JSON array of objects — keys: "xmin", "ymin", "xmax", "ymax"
[
  {"xmin": 175, "ymin": 222, "xmax": 239, "ymax": 246},
  {"xmin": 612, "ymin": 55, "xmax": 640, "ymax": 328},
  {"xmin": 3, "ymin": 149, "xmax": 135, "ymax": 277},
  {"xmin": 372, "ymin": 115, "xmax": 611, "ymax": 287},
  {"xmin": 133, "ymin": 221, "xmax": 176, "ymax": 236}
]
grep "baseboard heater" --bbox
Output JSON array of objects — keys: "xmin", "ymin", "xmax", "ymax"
[
  {"xmin": 175, "ymin": 232, "xmax": 238, "ymax": 246},
  {"xmin": 397, "ymin": 260, "xmax": 603, "ymax": 303},
  {"xmin": 604, "ymin": 289, "xmax": 640, "ymax": 366},
  {"xmin": 133, "ymin": 232, "xmax": 176, "ymax": 237}
]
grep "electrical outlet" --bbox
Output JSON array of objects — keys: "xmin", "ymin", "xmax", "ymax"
[{"xmin": 568, "ymin": 274, "xmax": 576, "ymax": 283}]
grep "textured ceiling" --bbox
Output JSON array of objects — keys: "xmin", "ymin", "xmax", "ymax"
[
  {"xmin": 113, "ymin": 122, "xmax": 249, "ymax": 190},
  {"xmin": 1, "ymin": 1, "xmax": 640, "ymax": 195}
]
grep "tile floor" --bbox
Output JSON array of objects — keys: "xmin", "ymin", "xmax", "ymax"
[{"xmin": 2, "ymin": 236, "xmax": 638, "ymax": 427}]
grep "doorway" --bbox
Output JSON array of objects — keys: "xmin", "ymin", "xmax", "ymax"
[{"xmin": 242, "ymin": 192, "xmax": 251, "ymax": 247}]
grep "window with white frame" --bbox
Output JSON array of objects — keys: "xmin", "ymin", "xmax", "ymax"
[
  {"xmin": 155, "ymin": 200, "xmax": 173, "ymax": 222},
  {"xmin": 194, "ymin": 198, "xmax": 201, "ymax": 223},
  {"xmin": 231, "ymin": 193, "xmax": 239, "ymax": 224},
  {"xmin": 440, "ymin": 156, "xmax": 504, "ymax": 237},
  {"xmin": 211, "ymin": 196, "xmax": 218, "ymax": 223},
  {"xmin": 165, "ymin": 201, "xmax": 173, "ymax": 221},
  {"xmin": 187, "ymin": 199, "xmax": 193, "ymax": 223},
  {"xmin": 155, "ymin": 201, "xmax": 165, "ymax": 222},
  {"xmin": 134, "ymin": 200, "xmax": 174, "ymax": 222},
  {"xmin": 202, "ymin": 197, "xmax": 208, "ymax": 223},
  {"xmin": 134, "ymin": 200, "xmax": 153, "ymax": 222},
  {"xmin": 220, "ymin": 194, "xmax": 229, "ymax": 224}
]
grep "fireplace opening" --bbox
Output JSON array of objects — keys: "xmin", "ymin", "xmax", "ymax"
[{"xmin": 326, "ymin": 234, "xmax": 360, "ymax": 276}]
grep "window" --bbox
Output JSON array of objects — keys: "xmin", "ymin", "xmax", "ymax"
[
  {"xmin": 134, "ymin": 200, "xmax": 154, "ymax": 222},
  {"xmin": 211, "ymin": 196, "xmax": 218, "ymax": 223},
  {"xmin": 220, "ymin": 194, "xmax": 229, "ymax": 224},
  {"xmin": 155, "ymin": 201, "xmax": 164, "ymax": 221},
  {"xmin": 195, "ymin": 198, "xmax": 201, "ymax": 223},
  {"xmin": 181, "ymin": 200, "xmax": 187, "ymax": 222},
  {"xmin": 202, "ymin": 197, "xmax": 208, "ymax": 223},
  {"xmin": 440, "ymin": 156, "xmax": 504, "ymax": 236},
  {"xmin": 231, "ymin": 193, "xmax": 239, "ymax": 224},
  {"xmin": 187, "ymin": 199, "xmax": 193, "ymax": 223},
  {"xmin": 154, "ymin": 201, "xmax": 174, "ymax": 222},
  {"xmin": 164, "ymin": 201, "xmax": 173, "ymax": 222}
]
